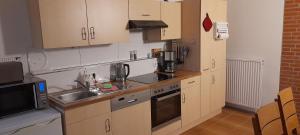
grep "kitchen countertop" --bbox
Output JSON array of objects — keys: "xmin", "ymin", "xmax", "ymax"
[{"xmin": 48, "ymin": 70, "xmax": 201, "ymax": 110}]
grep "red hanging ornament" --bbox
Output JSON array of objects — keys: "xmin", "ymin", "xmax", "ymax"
[{"xmin": 202, "ymin": 13, "xmax": 213, "ymax": 32}]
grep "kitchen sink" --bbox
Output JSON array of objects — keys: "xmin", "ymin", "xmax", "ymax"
[{"xmin": 56, "ymin": 90, "xmax": 98, "ymax": 103}]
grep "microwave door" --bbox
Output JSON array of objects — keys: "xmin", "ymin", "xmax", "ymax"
[{"xmin": 0, "ymin": 84, "xmax": 35, "ymax": 118}]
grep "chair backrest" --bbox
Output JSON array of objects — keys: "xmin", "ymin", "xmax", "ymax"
[
  {"xmin": 278, "ymin": 87, "xmax": 299, "ymax": 135},
  {"xmin": 252, "ymin": 102, "xmax": 283, "ymax": 135}
]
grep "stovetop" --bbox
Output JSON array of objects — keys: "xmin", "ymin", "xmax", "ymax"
[{"xmin": 127, "ymin": 73, "xmax": 176, "ymax": 84}]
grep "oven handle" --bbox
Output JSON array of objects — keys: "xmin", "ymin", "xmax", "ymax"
[{"xmin": 156, "ymin": 92, "xmax": 181, "ymax": 102}]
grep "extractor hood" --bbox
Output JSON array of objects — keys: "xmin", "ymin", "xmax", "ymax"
[{"xmin": 128, "ymin": 20, "xmax": 168, "ymax": 29}]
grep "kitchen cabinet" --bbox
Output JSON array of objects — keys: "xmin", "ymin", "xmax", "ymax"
[
  {"xmin": 129, "ymin": 0, "xmax": 161, "ymax": 20},
  {"xmin": 85, "ymin": 0, "xmax": 129, "ymax": 45},
  {"xmin": 182, "ymin": 0, "xmax": 227, "ymax": 118},
  {"xmin": 111, "ymin": 101, "xmax": 151, "ymax": 135},
  {"xmin": 144, "ymin": 2, "xmax": 182, "ymax": 41},
  {"xmin": 181, "ymin": 76, "xmax": 201, "ymax": 127},
  {"xmin": 64, "ymin": 100, "xmax": 112, "ymax": 135},
  {"xmin": 161, "ymin": 2, "xmax": 181, "ymax": 40},
  {"xmin": 210, "ymin": 68, "xmax": 226, "ymax": 112},
  {"xmin": 28, "ymin": 0, "xmax": 129, "ymax": 48},
  {"xmin": 66, "ymin": 114, "xmax": 112, "ymax": 135},
  {"xmin": 200, "ymin": 71, "xmax": 211, "ymax": 117},
  {"xmin": 200, "ymin": 68, "xmax": 226, "ymax": 117},
  {"xmin": 28, "ymin": 0, "xmax": 89, "ymax": 48}
]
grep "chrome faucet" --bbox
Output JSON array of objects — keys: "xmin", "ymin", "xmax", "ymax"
[{"xmin": 74, "ymin": 80, "xmax": 90, "ymax": 90}]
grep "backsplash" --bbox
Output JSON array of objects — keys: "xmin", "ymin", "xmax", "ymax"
[{"xmin": 0, "ymin": 0, "xmax": 165, "ymax": 93}]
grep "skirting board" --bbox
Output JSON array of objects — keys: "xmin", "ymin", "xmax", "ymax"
[{"xmin": 226, "ymin": 102, "xmax": 257, "ymax": 113}]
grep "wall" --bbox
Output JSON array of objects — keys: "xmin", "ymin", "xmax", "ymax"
[
  {"xmin": 280, "ymin": 0, "xmax": 300, "ymax": 116},
  {"xmin": 227, "ymin": 0, "xmax": 284, "ymax": 105},
  {"xmin": 0, "ymin": 0, "xmax": 164, "ymax": 93}
]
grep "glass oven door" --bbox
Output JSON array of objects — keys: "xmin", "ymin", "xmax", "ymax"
[
  {"xmin": 0, "ymin": 83, "xmax": 35, "ymax": 118},
  {"xmin": 151, "ymin": 89, "xmax": 181, "ymax": 129}
]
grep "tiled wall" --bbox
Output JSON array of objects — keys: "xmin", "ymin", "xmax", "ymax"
[{"xmin": 280, "ymin": 0, "xmax": 300, "ymax": 116}]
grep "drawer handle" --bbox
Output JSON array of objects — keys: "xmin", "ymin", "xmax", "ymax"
[
  {"xmin": 127, "ymin": 99, "xmax": 138, "ymax": 103},
  {"xmin": 142, "ymin": 14, "xmax": 151, "ymax": 16},
  {"xmin": 188, "ymin": 81, "xmax": 195, "ymax": 84}
]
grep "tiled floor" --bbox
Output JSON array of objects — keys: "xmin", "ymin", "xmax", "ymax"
[{"xmin": 182, "ymin": 108, "xmax": 254, "ymax": 135}]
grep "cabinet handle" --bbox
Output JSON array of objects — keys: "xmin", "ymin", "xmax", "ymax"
[
  {"xmin": 142, "ymin": 14, "xmax": 151, "ymax": 16},
  {"xmin": 90, "ymin": 27, "xmax": 95, "ymax": 39},
  {"xmin": 188, "ymin": 81, "xmax": 195, "ymax": 84},
  {"xmin": 212, "ymin": 75, "xmax": 216, "ymax": 84},
  {"xmin": 212, "ymin": 59, "xmax": 216, "ymax": 69},
  {"xmin": 81, "ymin": 27, "xmax": 87, "ymax": 40},
  {"xmin": 105, "ymin": 119, "xmax": 111, "ymax": 133},
  {"xmin": 182, "ymin": 93, "xmax": 186, "ymax": 103},
  {"xmin": 162, "ymin": 29, "xmax": 166, "ymax": 36},
  {"xmin": 127, "ymin": 99, "xmax": 138, "ymax": 103},
  {"xmin": 203, "ymin": 68, "xmax": 210, "ymax": 72}
]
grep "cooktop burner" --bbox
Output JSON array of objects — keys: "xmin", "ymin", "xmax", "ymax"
[{"xmin": 128, "ymin": 73, "xmax": 176, "ymax": 84}]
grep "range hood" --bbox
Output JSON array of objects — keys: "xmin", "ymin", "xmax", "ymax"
[{"xmin": 128, "ymin": 20, "xmax": 168, "ymax": 29}]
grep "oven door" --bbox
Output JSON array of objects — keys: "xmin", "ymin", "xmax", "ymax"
[
  {"xmin": 0, "ymin": 83, "xmax": 36, "ymax": 118},
  {"xmin": 151, "ymin": 89, "xmax": 181, "ymax": 129}
]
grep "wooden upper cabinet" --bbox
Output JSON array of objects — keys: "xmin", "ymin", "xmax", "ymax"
[
  {"xmin": 129, "ymin": 0, "xmax": 161, "ymax": 20},
  {"xmin": 28, "ymin": 0, "xmax": 129, "ymax": 49},
  {"xmin": 34, "ymin": 0, "xmax": 89, "ymax": 48},
  {"xmin": 161, "ymin": 2, "xmax": 181, "ymax": 40},
  {"xmin": 86, "ymin": 0, "xmax": 129, "ymax": 45}
]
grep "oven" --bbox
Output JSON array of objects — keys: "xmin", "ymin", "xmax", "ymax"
[{"xmin": 151, "ymin": 82, "xmax": 181, "ymax": 130}]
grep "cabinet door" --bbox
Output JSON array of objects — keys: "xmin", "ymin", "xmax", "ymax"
[
  {"xmin": 161, "ymin": 2, "xmax": 181, "ymax": 40},
  {"xmin": 210, "ymin": 68, "xmax": 226, "ymax": 112},
  {"xmin": 200, "ymin": 71, "xmax": 211, "ymax": 117},
  {"xmin": 66, "ymin": 113, "xmax": 112, "ymax": 135},
  {"xmin": 112, "ymin": 101, "xmax": 151, "ymax": 135},
  {"xmin": 86, "ymin": 0, "xmax": 129, "ymax": 45},
  {"xmin": 39, "ymin": 0, "xmax": 88, "ymax": 48},
  {"xmin": 129, "ymin": 0, "xmax": 161, "ymax": 20},
  {"xmin": 211, "ymin": 41, "xmax": 226, "ymax": 72},
  {"xmin": 181, "ymin": 80, "xmax": 201, "ymax": 126}
]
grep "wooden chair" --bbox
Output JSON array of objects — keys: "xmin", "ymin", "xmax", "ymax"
[
  {"xmin": 278, "ymin": 87, "xmax": 300, "ymax": 135},
  {"xmin": 252, "ymin": 102, "xmax": 284, "ymax": 135}
]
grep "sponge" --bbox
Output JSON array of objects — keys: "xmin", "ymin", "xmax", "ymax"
[{"xmin": 103, "ymin": 83, "xmax": 113, "ymax": 89}]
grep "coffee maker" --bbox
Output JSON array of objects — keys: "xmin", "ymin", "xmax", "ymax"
[
  {"xmin": 158, "ymin": 51, "xmax": 176, "ymax": 73},
  {"xmin": 110, "ymin": 63, "xmax": 130, "ymax": 82}
]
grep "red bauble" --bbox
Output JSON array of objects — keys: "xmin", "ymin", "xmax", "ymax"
[{"xmin": 203, "ymin": 13, "xmax": 213, "ymax": 32}]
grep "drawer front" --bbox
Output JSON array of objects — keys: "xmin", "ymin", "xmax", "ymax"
[
  {"xmin": 64, "ymin": 100, "xmax": 111, "ymax": 125},
  {"xmin": 181, "ymin": 76, "xmax": 201, "ymax": 89}
]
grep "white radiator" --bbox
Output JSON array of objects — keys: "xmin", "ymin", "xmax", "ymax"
[{"xmin": 226, "ymin": 58, "xmax": 264, "ymax": 112}]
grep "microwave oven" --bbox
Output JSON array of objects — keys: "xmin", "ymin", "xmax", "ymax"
[{"xmin": 0, "ymin": 76, "xmax": 48, "ymax": 118}]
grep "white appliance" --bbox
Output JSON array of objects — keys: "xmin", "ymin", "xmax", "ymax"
[{"xmin": 0, "ymin": 108, "xmax": 63, "ymax": 135}]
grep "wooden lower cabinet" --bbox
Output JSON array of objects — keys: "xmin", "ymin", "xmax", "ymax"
[
  {"xmin": 181, "ymin": 76, "xmax": 201, "ymax": 127},
  {"xmin": 200, "ymin": 71, "xmax": 211, "ymax": 117},
  {"xmin": 111, "ymin": 101, "xmax": 151, "ymax": 135},
  {"xmin": 201, "ymin": 67, "xmax": 226, "ymax": 117},
  {"xmin": 210, "ymin": 68, "xmax": 226, "ymax": 112},
  {"xmin": 66, "ymin": 113, "xmax": 112, "ymax": 135},
  {"xmin": 64, "ymin": 100, "xmax": 112, "ymax": 135}
]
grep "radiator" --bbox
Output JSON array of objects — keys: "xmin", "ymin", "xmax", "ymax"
[{"xmin": 226, "ymin": 58, "xmax": 264, "ymax": 112}]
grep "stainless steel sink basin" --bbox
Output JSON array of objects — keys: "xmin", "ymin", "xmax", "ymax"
[{"xmin": 56, "ymin": 90, "xmax": 98, "ymax": 103}]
